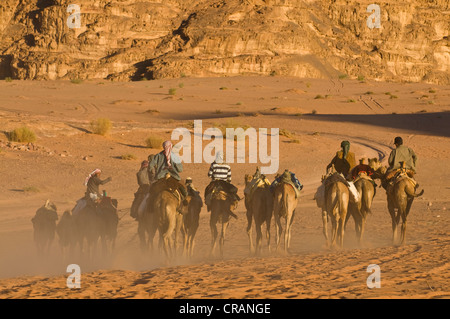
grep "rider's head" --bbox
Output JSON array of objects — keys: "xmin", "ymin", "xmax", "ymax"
[
  {"xmin": 141, "ymin": 160, "xmax": 149, "ymax": 169},
  {"xmin": 215, "ymin": 151, "xmax": 224, "ymax": 164},
  {"xmin": 340, "ymin": 141, "xmax": 350, "ymax": 158},
  {"xmin": 394, "ymin": 136, "xmax": 403, "ymax": 147}
]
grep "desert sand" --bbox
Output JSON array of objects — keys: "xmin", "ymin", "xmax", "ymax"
[{"xmin": 0, "ymin": 76, "xmax": 449, "ymax": 299}]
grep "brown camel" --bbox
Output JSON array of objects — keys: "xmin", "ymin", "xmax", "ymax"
[
  {"xmin": 208, "ymin": 180, "xmax": 237, "ymax": 258},
  {"xmin": 31, "ymin": 200, "xmax": 58, "ymax": 256},
  {"xmin": 386, "ymin": 176, "xmax": 424, "ymax": 246},
  {"xmin": 73, "ymin": 197, "xmax": 118, "ymax": 259},
  {"xmin": 244, "ymin": 173, "xmax": 273, "ymax": 255},
  {"xmin": 181, "ymin": 185, "xmax": 203, "ymax": 258},
  {"xmin": 272, "ymin": 182, "xmax": 298, "ymax": 253},
  {"xmin": 97, "ymin": 197, "xmax": 119, "ymax": 256},
  {"xmin": 151, "ymin": 178, "xmax": 183, "ymax": 260},
  {"xmin": 322, "ymin": 174, "xmax": 350, "ymax": 249},
  {"xmin": 56, "ymin": 210, "xmax": 76, "ymax": 258},
  {"xmin": 348, "ymin": 177, "xmax": 375, "ymax": 246},
  {"xmin": 137, "ymin": 193, "xmax": 159, "ymax": 253}
]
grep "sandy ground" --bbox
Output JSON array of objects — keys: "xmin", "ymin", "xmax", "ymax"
[{"xmin": 0, "ymin": 76, "xmax": 449, "ymax": 299}]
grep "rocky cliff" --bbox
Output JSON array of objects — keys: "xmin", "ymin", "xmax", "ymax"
[{"xmin": 0, "ymin": 0, "xmax": 449, "ymax": 83}]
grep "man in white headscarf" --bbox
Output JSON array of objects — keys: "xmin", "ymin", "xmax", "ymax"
[{"xmin": 204, "ymin": 151, "xmax": 240, "ymax": 211}]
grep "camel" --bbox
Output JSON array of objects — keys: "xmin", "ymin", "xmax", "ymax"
[
  {"xmin": 181, "ymin": 185, "xmax": 203, "ymax": 258},
  {"xmin": 348, "ymin": 177, "xmax": 375, "ymax": 246},
  {"xmin": 151, "ymin": 177, "xmax": 184, "ymax": 260},
  {"xmin": 73, "ymin": 196, "xmax": 118, "ymax": 259},
  {"xmin": 371, "ymin": 161, "xmax": 424, "ymax": 246},
  {"xmin": 56, "ymin": 210, "xmax": 76, "ymax": 258},
  {"xmin": 385, "ymin": 175, "xmax": 424, "ymax": 246},
  {"xmin": 208, "ymin": 180, "xmax": 237, "ymax": 258},
  {"xmin": 137, "ymin": 193, "xmax": 159, "ymax": 253},
  {"xmin": 31, "ymin": 200, "xmax": 58, "ymax": 256},
  {"xmin": 322, "ymin": 174, "xmax": 350, "ymax": 249},
  {"xmin": 97, "ymin": 197, "xmax": 119, "ymax": 256},
  {"xmin": 272, "ymin": 177, "xmax": 298, "ymax": 253},
  {"xmin": 244, "ymin": 172, "xmax": 273, "ymax": 255}
]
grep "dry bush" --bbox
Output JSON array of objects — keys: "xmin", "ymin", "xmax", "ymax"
[
  {"xmin": 145, "ymin": 136, "xmax": 164, "ymax": 149},
  {"xmin": 90, "ymin": 118, "xmax": 112, "ymax": 135},
  {"xmin": 7, "ymin": 127, "xmax": 36, "ymax": 143}
]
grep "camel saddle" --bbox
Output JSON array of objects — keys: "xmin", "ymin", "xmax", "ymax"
[
  {"xmin": 278, "ymin": 171, "xmax": 301, "ymax": 199},
  {"xmin": 322, "ymin": 172, "xmax": 360, "ymax": 203},
  {"xmin": 244, "ymin": 175, "xmax": 270, "ymax": 200},
  {"xmin": 148, "ymin": 176, "xmax": 184, "ymax": 214},
  {"xmin": 205, "ymin": 180, "xmax": 238, "ymax": 213}
]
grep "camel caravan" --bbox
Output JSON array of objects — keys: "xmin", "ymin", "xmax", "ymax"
[{"xmin": 31, "ymin": 137, "xmax": 424, "ymax": 263}]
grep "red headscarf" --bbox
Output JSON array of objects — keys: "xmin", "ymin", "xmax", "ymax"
[{"xmin": 163, "ymin": 141, "xmax": 172, "ymax": 168}]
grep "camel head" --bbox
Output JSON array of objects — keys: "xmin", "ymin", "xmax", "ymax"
[
  {"xmin": 244, "ymin": 174, "xmax": 252, "ymax": 186},
  {"xmin": 368, "ymin": 157, "xmax": 382, "ymax": 171},
  {"xmin": 44, "ymin": 200, "xmax": 57, "ymax": 212}
]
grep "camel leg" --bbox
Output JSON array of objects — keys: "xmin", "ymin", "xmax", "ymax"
[
  {"xmin": 359, "ymin": 215, "xmax": 366, "ymax": 246},
  {"xmin": 330, "ymin": 217, "xmax": 338, "ymax": 249},
  {"xmin": 285, "ymin": 211, "xmax": 294, "ymax": 253},
  {"xmin": 255, "ymin": 221, "xmax": 263, "ymax": 256},
  {"xmin": 188, "ymin": 234, "xmax": 195, "ymax": 258},
  {"xmin": 246, "ymin": 210, "xmax": 254, "ymax": 255},
  {"xmin": 399, "ymin": 201, "xmax": 410, "ymax": 246},
  {"xmin": 387, "ymin": 201, "xmax": 398, "ymax": 245},
  {"xmin": 337, "ymin": 214, "xmax": 346, "ymax": 249},
  {"xmin": 353, "ymin": 213, "xmax": 362, "ymax": 245},
  {"xmin": 210, "ymin": 218, "xmax": 218, "ymax": 257},
  {"xmin": 266, "ymin": 216, "xmax": 272, "ymax": 253},
  {"xmin": 138, "ymin": 222, "xmax": 148, "ymax": 252},
  {"xmin": 321, "ymin": 210, "xmax": 329, "ymax": 248},
  {"xmin": 219, "ymin": 221, "xmax": 229, "ymax": 259},
  {"xmin": 274, "ymin": 213, "xmax": 283, "ymax": 252}
]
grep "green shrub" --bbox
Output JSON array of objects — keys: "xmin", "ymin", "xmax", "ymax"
[
  {"xmin": 7, "ymin": 127, "xmax": 36, "ymax": 143},
  {"xmin": 5, "ymin": 77, "xmax": 12, "ymax": 82},
  {"xmin": 145, "ymin": 136, "xmax": 164, "ymax": 148},
  {"xmin": 70, "ymin": 78, "xmax": 83, "ymax": 84},
  {"xmin": 338, "ymin": 74, "xmax": 347, "ymax": 79},
  {"xmin": 90, "ymin": 118, "xmax": 112, "ymax": 136},
  {"xmin": 357, "ymin": 75, "xmax": 365, "ymax": 82},
  {"xmin": 179, "ymin": 83, "xmax": 184, "ymax": 88},
  {"xmin": 169, "ymin": 88, "xmax": 177, "ymax": 95}
]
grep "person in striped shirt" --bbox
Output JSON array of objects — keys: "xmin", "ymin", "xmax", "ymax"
[{"xmin": 204, "ymin": 151, "xmax": 240, "ymax": 210}]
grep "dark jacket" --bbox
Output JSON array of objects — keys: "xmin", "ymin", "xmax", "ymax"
[
  {"xmin": 86, "ymin": 176, "xmax": 111, "ymax": 197},
  {"xmin": 137, "ymin": 168, "xmax": 150, "ymax": 186}
]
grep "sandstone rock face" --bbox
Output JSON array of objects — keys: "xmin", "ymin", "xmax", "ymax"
[{"xmin": 0, "ymin": 0, "xmax": 449, "ymax": 84}]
